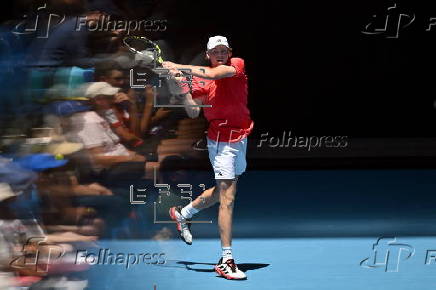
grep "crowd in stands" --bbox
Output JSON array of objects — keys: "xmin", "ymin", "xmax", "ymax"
[{"xmin": 0, "ymin": 0, "xmax": 210, "ymax": 288}]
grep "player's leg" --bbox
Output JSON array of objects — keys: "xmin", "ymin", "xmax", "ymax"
[
  {"xmin": 169, "ymin": 137, "xmax": 246, "ymax": 251},
  {"xmin": 214, "ymin": 138, "xmax": 248, "ymax": 280},
  {"xmin": 169, "ymin": 137, "xmax": 222, "ymax": 245},
  {"xmin": 191, "ymin": 186, "xmax": 220, "ymax": 209},
  {"xmin": 219, "ymin": 138, "xmax": 247, "ymax": 249},
  {"xmin": 168, "ymin": 186, "xmax": 219, "ymax": 240},
  {"xmin": 168, "ymin": 204, "xmax": 193, "ymax": 245},
  {"xmin": 217, "ymin": 178, "xmax": 237, "ymax": 248},
  {"xmin": 214, "ymin": 175, "xmax": 246, "ymax": 279}
]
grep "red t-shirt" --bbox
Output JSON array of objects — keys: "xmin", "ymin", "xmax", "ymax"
[{"xmin": 191, "ymin": 57, "xmax": 253, "ymax": 143}]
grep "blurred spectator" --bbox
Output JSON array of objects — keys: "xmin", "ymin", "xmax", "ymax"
[
  {"xmin": 94, "ymin": 61, "xmax": 145, "ymax": 142},
  {"xmin": 94, "ymin": 61, "xmax": 161, "ymax": 160},
  {"xmin": 64, "ymin": 82, "xmax": 147, "ymax": 193},
  {"xmin": 67, "ymin": 83, "xmax": 143, "ymax": 163},
  {"xmin": 0, "ymin": 155, "xmax": 95, "ymax": 289}
]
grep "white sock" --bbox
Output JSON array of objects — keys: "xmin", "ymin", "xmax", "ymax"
[
  {"xmin": 222, "ymin": 247, "xmax": 233, "ymax": 262},
  {"xmin": 180, "ymin": 203, "xmax": 199, "ymax": 219}
]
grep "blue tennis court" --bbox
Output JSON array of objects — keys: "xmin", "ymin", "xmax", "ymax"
[
  {"xmin": 81, "ymin": 169, "xmax": 436, "ymax": 290},
  {"xmin": 84, "ymin": 237, "xmax": 436, "ymax": 290}
]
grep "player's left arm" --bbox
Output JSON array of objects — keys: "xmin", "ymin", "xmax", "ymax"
[{"xmin": 162, "ymin": 62, "xmax": 236, "ymax": 80}]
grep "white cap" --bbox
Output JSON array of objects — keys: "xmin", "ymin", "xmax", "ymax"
[
  {"xmin": 207, "ymin": 36, "xmax": 230, "ymax": 50},
  {"xmin": 83, "ymin": 82, "xmax": 120, "ymax": 99}
]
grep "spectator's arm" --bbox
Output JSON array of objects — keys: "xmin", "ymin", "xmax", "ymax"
[
  {"xmin": 88, "ymin": 147, "xmax": 145, "ymax": 167},
  {"xmin": 115, "ymin": 91, "xmax": 141, "ymax": 136},
  {"xmin": 140, "ymin": 86, "xmax": 154, "ymax": 134},
  {"xmin": 113, "ymin": 126, "xmax": 142, "ymax": 143},
  {"xmin": 126, "ymin": 89, "xmax": 141, "ymax": 136},
  {"xmin": 72, "ymin": 183, "xmax": 113, "ymax": 196}
]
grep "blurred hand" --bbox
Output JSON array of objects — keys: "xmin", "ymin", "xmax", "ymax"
[
  {"xmin": 86, "ymin": 183, "xmax": 113, "ymax": 196},
  {"xmin": 50, "ymin": 232, "xmax": 98, "ymax": 242},
  {"xmin": 128, "ymin": 151, "xmax": 146, "ymax": 162},
  {"xmin": 74, "ymin": 183, "xmax": 113, "ymax": 196},
  {"xmin": 126, "ymin": 89, "xmax": 138, "ymax": 103},
  {"xmin": 162, "ymin": 61, "xmax": 177, "ymax": 70},
  {"xmin": 114, "ymin": 92, "xmax": 130, "ymax": 104},
  {"xmin": 153, "ymin": 108, "xmax": 171, "ymax": 120}
]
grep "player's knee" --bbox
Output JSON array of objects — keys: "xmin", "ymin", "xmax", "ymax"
[
  {"xmin": 216, "ymin": 179, "xmax": 233, "ymax": 191},
  {"xmin": 219, "ymin": 194, "xmax": 235, "ymax": 209}
]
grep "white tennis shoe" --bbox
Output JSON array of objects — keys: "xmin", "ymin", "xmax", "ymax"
[
  {"xmin": 214, "ymin": 258, "xmax": 247, "ymax": 280},
  {"xmin": 169, "ymin": 206, "xmax": 192, "ymax": 245}
]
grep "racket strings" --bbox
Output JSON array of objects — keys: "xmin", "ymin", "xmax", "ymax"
[{"xmin": 123, "ymin": 36, "xmax": 164, "ymax": 65}]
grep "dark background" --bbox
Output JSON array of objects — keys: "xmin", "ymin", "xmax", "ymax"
[
  {"xmin": 3, "ymin": 0, "xmax": 436, "ymax": 138},
  {"xmin": 157, "ymin": 0, "xmax": 436, "ymax": 138}
]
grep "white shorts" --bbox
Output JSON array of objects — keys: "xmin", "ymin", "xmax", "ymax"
[{"xmin": 207, "ymin": 137, "xmax": 248, "ymax": 180}]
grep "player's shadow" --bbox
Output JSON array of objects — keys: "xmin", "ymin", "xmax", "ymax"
[{"xmin": 175, "ymin": 261, "xmax": 270, "ymax": 273}]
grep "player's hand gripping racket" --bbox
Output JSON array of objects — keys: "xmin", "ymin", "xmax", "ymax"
[{"xmin": 123, "ymin": 36, "xmax": 200, "ymax": 96}]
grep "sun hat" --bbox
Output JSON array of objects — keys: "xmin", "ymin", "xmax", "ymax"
[
  {"xmin": 44, "ymin": 100, "xmax": 91, "ymax": 116},
  {"xmin": 14, "ymin": 153, "xmax": 68, "ymax": 172},
  {"xmin": 83, "ymin": 82, "xmax": 120, "ymax": 99},
  {"xmin": 207, "ymin": 36, "xmax": 230, "ymax": 50}
]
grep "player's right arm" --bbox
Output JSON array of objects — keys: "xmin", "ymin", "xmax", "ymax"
[{"xmin": 163, "ymin": 62, "xmax": 235, "ymax": 80}]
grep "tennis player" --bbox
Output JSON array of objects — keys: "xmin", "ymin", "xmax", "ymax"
[{"xmin": 164, "ymin": 36, "xmax": 253, "ymax": 280}]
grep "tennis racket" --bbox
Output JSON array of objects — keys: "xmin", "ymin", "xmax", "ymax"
[
  {"xmin": 123, "ymin": 36, "xmax": 164, "ymax": 68},
  {"xmin": 123, "ymin": 36, "xmax": 205, "ymax": 97}
]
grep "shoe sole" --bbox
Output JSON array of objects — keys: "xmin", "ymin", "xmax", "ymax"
[
  {"xmin": 169, "ymin": 207, "xmax": 192, "ymax": 245},
  {"xmin": 214, "ymin": 266, "xmax": 247, "ymax": 280}
]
